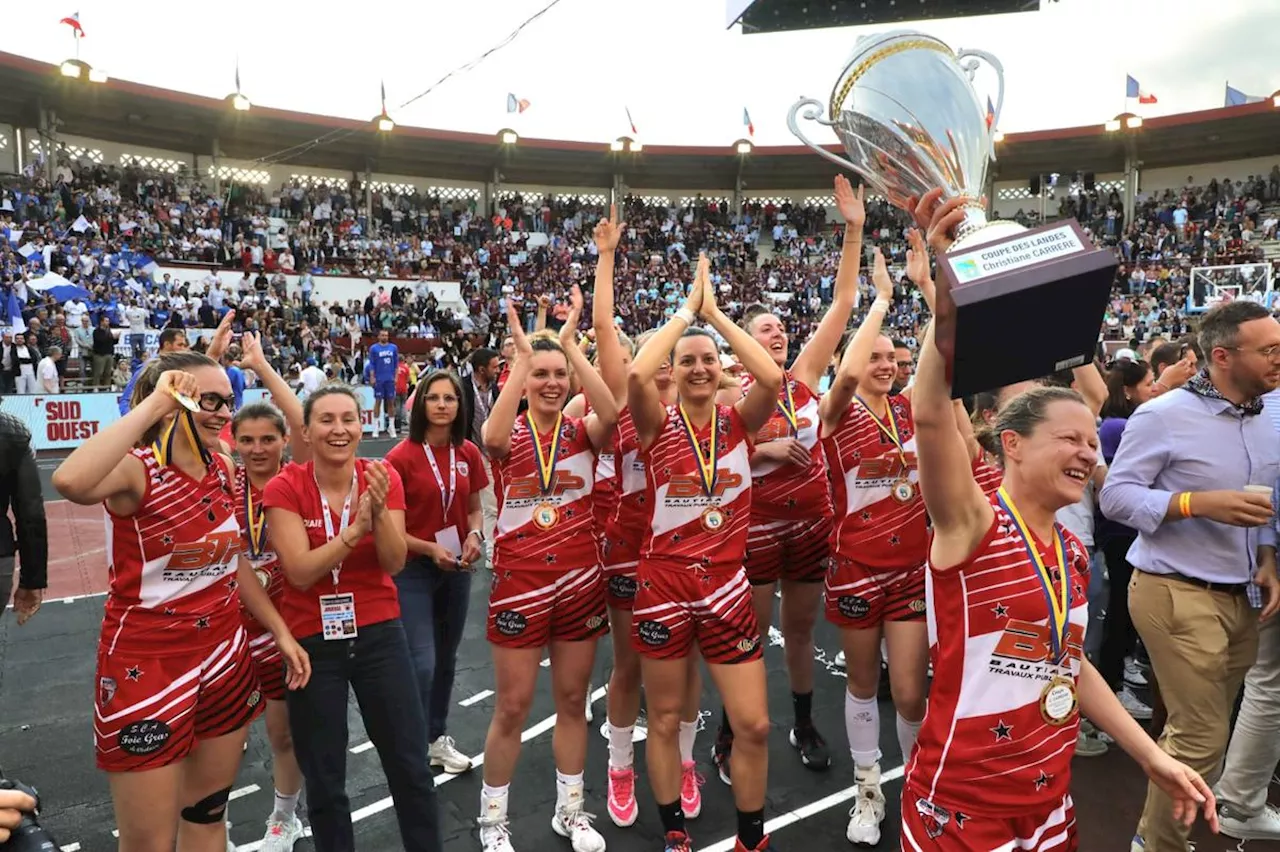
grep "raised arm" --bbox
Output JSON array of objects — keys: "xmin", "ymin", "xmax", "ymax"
[
  {"xmin": 562, "ymin": 285, "xmax": 618, "ymax": 447},
  {"xmin": 591, "ymin": 206, "xmax": 629, "ymax": 404},
  {"xmin": 239, "ymin": 331, "xmax": 309, "ymax": 463},
  {"xmin": 790, "ymin": 177, "xmax": 863, "ymax": 389},
  {"xmin": 699, "ymin": 263, "xmax": 782, "ymax": 433},
  {"xmin": 1073, "ymin": 361, "xmax": 1107, "ymax": 416},
  {"xmin": 629, "ymin": 263, "xmax": 703, "ymax": 448},
  {"xmin": 913, "ymin": 321, "xmax": 993, "ymax": 567},
  {"xmin": 819, "ymin": 247, "xmax": 894, "ymax": 426},
  {"xmin": 481, "ymin": 302, "xmax": 533, "ymax": 459}
]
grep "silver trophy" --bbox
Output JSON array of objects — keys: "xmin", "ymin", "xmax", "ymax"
[{"xmin": 787, "ymin": 30, "xmax": 1019, "ymax": 249}]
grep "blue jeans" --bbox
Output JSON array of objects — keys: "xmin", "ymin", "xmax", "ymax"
[
  {"xmin": 395, "ymin": 556, "xmax": 472, "ymax": 741},
  {"xmin": 287, "ymin": 620, "xmax": 441, "ymax": 852}
]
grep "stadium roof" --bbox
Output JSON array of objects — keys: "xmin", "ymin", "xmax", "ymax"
[{"xmin": 1, "ymin": 50, "xmax": 1277, "ymax": 193}]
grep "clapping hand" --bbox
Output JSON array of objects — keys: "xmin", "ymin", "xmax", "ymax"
[{"xmin": 365, "ymin": 461, "xmax": 390, "ymax": 517}]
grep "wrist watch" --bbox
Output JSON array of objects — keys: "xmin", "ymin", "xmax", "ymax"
[{"xmin": 467, "ymin": 529, "xmax": 485, "ymax": 542}]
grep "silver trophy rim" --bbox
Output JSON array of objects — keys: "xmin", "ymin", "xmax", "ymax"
[{"xmin": 828, "ymin": 29, "xmax": 957, "ymax": 118}]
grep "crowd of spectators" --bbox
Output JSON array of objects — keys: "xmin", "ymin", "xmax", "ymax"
[{"xmin": 3, "ymin": 148, "xmax": 1280, "ymax": 397}]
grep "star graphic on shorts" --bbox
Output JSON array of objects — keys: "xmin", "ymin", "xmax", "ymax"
[
  {"xmin": 201, "ymin": 495, "xmax": 213, "ymax": 505},
  {"xmin": 637, "ymin": 496, "xmax": 646, "ymax": 506},
  {"xmin": 1072, "ymin": 583, "xmax": 1084, "ymax": 599},
  {"xmin": 786, "ymin": 498, "xmax": 798, "ymax": 509},
  {"xmin": 662, "ymin": 467, "xmax": 672, "ymax": 477},
  {"xmin": 194, "ymin": 616, "xmax": 211, "ymax": 630},
  {"xmin": 861, "ymin": 511, "xmax": 873, "ymax": 522},
  {"xmin": 954, "ymin": 812, "xmax": 969, "ymax": 829},
  {"xmin": 889, "ymin": 534, "xmax": 901, "ymax": 546},
  {"xmin": 544, "ymin": 553, "xmax": 557, "ymax": 565},
  {"xmin": 1034, "ymin": 770, "xmax": 1052, "ymax": 790},
  {"xmin": 225, "ymin": 577, "xmax": 238, "ymax": 592},
  {"xmin": 163, "ymin": 607, "xmax": 176, "ymax": 616},
  {"xmin": 990, "ymin": 720, "xmax": 1013, "ymax": 741},
  {"xmin": 162, "ymin": 534, "xmax": 174, "ymax": 546},
  {"xmin": 671, "ymin": 534, "xmax": 682, "ymax": 543},
  {"xmin": 992, "ymin": 603, "xmax": 1009, "ymax": 618},
  {"xmin": 563, "ymin": 509, "xmax": 574, "ymax": 519},
  {"xmin": 124, "ymin": 666, "xmax": 143, "ymax": 681}
]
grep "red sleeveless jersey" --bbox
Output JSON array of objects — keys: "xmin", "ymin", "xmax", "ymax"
[
  {"xmin": 585, "ymin": 398, "xmax": 620, "ymax": 534},
  {"xmin": 603, "ymin": 408, "xmax": 646, "ymax": 548},
  {"xmin": 234, "ymin": 465, "xmax": 286, "ymax": 638},
  {"xmin": 102, "ymin": 448, "xmax": 243, "ymax": 657},
  {"xmin": 494, "ymin": 414, "xmax": 599, "ymax": 571},
  {"xmin": 823, "ymin": 394, "xmax": 927, "ymax": 568},
  {"xmin": 640, "ymin": 404, "xmax": 752, "ymax": 573},
  {"xmin": 743, "ymin": 370, "xmax": 832, "ymax": 520},
  {"xmin": 906, "ymin": 499, "xmax": 1090, "ymax": 817}
]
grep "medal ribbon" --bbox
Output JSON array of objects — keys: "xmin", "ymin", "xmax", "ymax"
[
  {"xmin": 677, "ymin": 403, "xmax": 719, "ymax": 498},
  {"xmin": 316, "ymin": 467, "xmax": 358, "ymax": 586},
  {"xmin": 776, "ymin": 378, "xmax": 798, "ymax": 437},
  {"xmin": 996, "ymin": 486, "xmax": 1071, "ymax": 662},
  {"xmin": 153, "ymin": 410, "xmax": 213, "ymax": 468},
  {"xmin": 424, "ymin": 443, "xmax": 457, "ymax": 515},
  {"xmin": 244, "ymin": 477, "xmax": 269, "ymax": 558},
  {"xmin": 526, "ymin": 413, "xmax": 563, "ymax": 495},
  {"xmin": 854, "ymin": 395, "xmax": 907, "ymax": 467}
]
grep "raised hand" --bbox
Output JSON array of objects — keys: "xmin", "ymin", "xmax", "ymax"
[
  {"xmin": 152, "ymin": 369, "xmax": 201, "ymax": 414},
  {"xmin": 206, "ymin": 310, "xmax": 236, "ymax": 362},
  {"xmin": 593, "ymin": 204, "xmax": 626, "ymax": 254},
  {"xmin": 697, "ymin": 254, "xmax": 719, "ymax": 317},
  {"xmin": 559, "ymin": 284, "xmax": 584, "ymax": 349},
  {"xmin": 871, "ymin": 247, "xmax": 894, "ymax": 302},
  {"xmin": 834, "ymin": 175, "xmax": 866, "ymax": 230},
  {"xmin": 365, "ymin": 461, "xmax": 390, "ymax": 516},
  {"xmin": 505, "ymin": 300, "xmax": 533, "ymax": 360},
  {"xmin": 239, "ymin": 330, "xmax": 266, "ymax": 372}
]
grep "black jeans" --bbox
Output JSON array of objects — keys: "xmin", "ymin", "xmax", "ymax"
[
  {"xmin": 394, "ymin": 556, "xmax": 472, "ymax": 741},
  {"xmin": 1098, "ymin": 534, "xmax": 1139, "ymax": 690},
  {"xmin": 287, "ymin": 619, "xmax": 442, "ymax": 852}
]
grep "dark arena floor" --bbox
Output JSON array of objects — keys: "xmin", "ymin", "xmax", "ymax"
[{"xmin": 7, "ymin": 442, "xmax": 1280, "ymax": 851}]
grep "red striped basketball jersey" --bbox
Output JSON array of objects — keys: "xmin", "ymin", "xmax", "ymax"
[
  {"xmin": 823, "ymin": 394, "xmax": 927, "ymax": 569},
  {"xmin": 603, "ymin": 408, "xmax": 647, "ymax": 548},
  {"xmin": 973, "ymin": 456, "xmax": 1004, "ymax": 496},
  {"xmin": 234, "ymin": 465, "xmax": 286, "ymax": 637},
  {"xmin": 584, "ymin": 397, "xmax": 618, "ymax": 534},
  {"xmin": 743, "ymin": 370, "xmax": 832, "ymax": 520},
  {"xmin": 494, "ymin": 414, "xmax": 599, "ymax": 571},
  {"xmin": 640, "ymin": 404, "xmax": 752, "ymax": 573},
  {"xmin": 102, "ymin": 448, "xmax": 242, "ymax": 657},
  {"xmin": 906, "ymin": 500, "xmax": 1090, "ymax": 817}
]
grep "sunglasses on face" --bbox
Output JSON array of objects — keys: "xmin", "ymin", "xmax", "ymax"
[{"xmin": 197, "ymin": 393, "xmax": 236, "ymax": 413}]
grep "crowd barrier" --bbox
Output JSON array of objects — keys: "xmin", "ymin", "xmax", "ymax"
[{"xmin": 4, "ymin": 385, "xmax": 379, "ymax": 451}]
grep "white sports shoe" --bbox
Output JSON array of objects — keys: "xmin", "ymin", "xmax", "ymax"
[
  {"xmin": 1220, "ymin": 802, "xmax": 1280, "ymax": 841},
  {"xmin": 846, "ymin": 764, "xmax": 887, "ymax": 846},
  {"xmin": 1118, "ymin": 686, "xmax": 1153, "ymax": 720},
  {"xmin": 429, "ymin": 735, "xmax": 472, "ymax": 773},
  {"xmin": 552, "ymin": 803, "xmax": 606, "ymax": 852},
  {"xmin": 479, "ymin": 817, "xmax": 515, "ymax": 852},
  {"xmin": 260, "ymin": 813, "xmax": 305, "ymax": 851}
]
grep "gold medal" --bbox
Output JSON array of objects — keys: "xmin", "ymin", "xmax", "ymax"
[
  {"xmin": 254, "ymin": 568, "xmax": 271, "ymax": 589},
  {"xmin": 533, "ymin": 502, "xmax": 560, "ymax": 530},
  {"xmin": 171, "ymin": 390, "xmax": 200, "ymax": 412},
  {"xmin": 892, "ymin": 478, "xmax": 915, "ymax": 503},
  {"xmin": 701, "ymin": 506, "xmax": 726, "ymax": 533},
  {"xmin": 1039, "ymin": 676, "xmax": 1078, "ymax": 726}
]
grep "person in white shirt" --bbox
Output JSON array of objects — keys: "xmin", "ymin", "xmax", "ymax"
[
  {"xmin": 37, "ymin": 346, "xmax": 61, "ymax": 393},
  {"xmin": 299, "ymin": 359, "xmax": 326, "ymax": 397},
  {"xmin": 124, "ymin": 300, "xmax": 149, "ymax": 361}
]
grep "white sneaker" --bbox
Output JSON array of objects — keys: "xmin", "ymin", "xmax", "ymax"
[
  {"xmin": 834, "ymin": 650, "xmax": 847, "ymax": 668},
  {"xmin": 1124, "ymin": 658, "xmax": 1149, "ymax": 687},
  {"xmin": 551, "ymin": 804, "xmax": 606, "ymax": 852},
  {"xmin": 371, "ymin": 428, "xmax": 381, "ymax": 439},
  {"xmin": 479, "ymin": 817, "xmax": 515, "ymax": 852},
  {"xmin": 388, "ymin": 424, "xmax": 398, "ymax": 438},
  {"xmin": 1118, "ymin": 687, "xmax": 1153, "ymax": 720},
  {"xmin": 846, "ymin": 764, "xmax": 887, "ymax": 845},
  {"xmin": 429, "ymin": 735, "xmax": 473, "ymax": 773},
  {"xmin": 1220, "ymin": 802, "xmax": 1280, "ymax": 841},
  {"xmin": 260, "ymin": 813, "xmax": 305, "ymax": 851}
]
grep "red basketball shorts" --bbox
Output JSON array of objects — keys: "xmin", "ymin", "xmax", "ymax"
[
  {"xmin": 631, "ymin": 562, "xmax": 762, "ymax": 665},
  {"xmin": 94, "ymin": 627, "xmax": 263, "ymax": 772},
  {"xmin": 824, "ymin": 556, "xmax": 926, "ymax": 628},
  {"xmin": 900, "ymin": 793, "xmax": 1077, "ymax": 851},
  {"xmin": 487, "ymin": 565, "xmax": 609, "ymax": 648},
  {"xmin": 601, "ymin": 533, "xmax": 642, "ymax": 611},
  {"xmin": 744, "ymin": 513, "xmax": 833, "ymax": 585},
  {"xmin": 248, "ymin": 629, "xmax": 287, "ymax": 702}
]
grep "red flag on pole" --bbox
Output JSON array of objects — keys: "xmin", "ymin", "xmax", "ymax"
[
  {"xmin": 60, "ymin": 12, "xmax": 84, "ymax": 37},
  {"xmin": 625, "ymin": 106, "xmax": 638, "ymax": 135}
]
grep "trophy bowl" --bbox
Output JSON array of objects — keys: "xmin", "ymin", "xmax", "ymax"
[{"xmin": 788, "ymin": 29, "xmax": 1020, "ymax": 249}]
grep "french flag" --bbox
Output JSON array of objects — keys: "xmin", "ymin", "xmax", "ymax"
[
  {"xmin": 743, "ymin": 107, "xmax": 754, "ymax": 137},
  {"xmin": 1126, "ymin": 75, "xmax": 1157, "ymax": 105},
  {"xmin": 60, "ymin": 11, "xmax": 84, "ymax": 38},
  {"xmin": 984, "ymin": 96, "xmax": 996, "ymax": 129}
]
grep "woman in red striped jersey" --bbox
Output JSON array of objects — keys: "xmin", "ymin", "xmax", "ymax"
[
  {"xmin": 628, "ymin": 254, "xmax": 782, "ymax": 852},
  {"xmin": 478, "ymin": 286, "xmax": 618, "ymax": 852},
  {"xmin": 53, "ymin": 351, "xmax": 305, "ymax": 851},
  {"xmin": 900, "ymin": 190, "xmax": 1216, "ymax": 850}
]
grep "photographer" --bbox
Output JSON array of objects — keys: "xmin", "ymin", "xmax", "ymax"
[{"xmin": 0, "ymin": 410, "xmax": 46, "ymax": 625}]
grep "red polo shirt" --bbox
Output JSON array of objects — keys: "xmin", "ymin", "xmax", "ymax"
[
  {"xmin": 263, "ymin": 458, "xmax": 406, "ymax": 640},
  {"xmin": 384, "ymin": 438, "xmax": 488, "ymax": 544}
]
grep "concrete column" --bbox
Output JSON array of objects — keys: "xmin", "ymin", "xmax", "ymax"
[
  {"xmin": 1123, "ymin": 144, "xmax": 1138, "ymax": 228},
  {"xmin": 10, "ymin": 127, "xmax": 22, "ymax": 174},
  {"xmin": 364, "ymin": 161, "xmax": 374, "ymax": 231},
  {"xmin": 38, "ymin": 108, "xmax": 56, "ymax": 183},
  {"xmin": 211, "ymin": 137, "xmax": 222, "ymax": 197}
]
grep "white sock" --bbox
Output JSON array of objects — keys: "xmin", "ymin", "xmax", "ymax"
[
  {"xmin": 608, "ymin": 722, "xmax": 635, "ymax": 769},
  {"xmin": 845, "ymin": 691, "xmax": 882, "ymax": 768},
  {"xmin": 556, "ymin": 769, "xmax": 585, "ymax": 810},
  {"xmin": 272, "ymin": 789, "xmax": 300, "ymax": 819},
  {"xmin": 679, "ymin": 719, "xmax": 697, "ymax": 764},
  {"xmin": 481, "ymin": 782, "xmax": 509, "ymax": 824},
  {"xmin": 896, "ymin": 713, "xmax": 923, "ymax": 762}
]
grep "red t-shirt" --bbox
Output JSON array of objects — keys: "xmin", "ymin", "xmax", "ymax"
[
  {"xmin": 263, "ymin": 459, "xmax": 406, "ymax": 639},
  {"xmin": 384, "ymin": 438, "xmax": 489, "ymax": 544}
]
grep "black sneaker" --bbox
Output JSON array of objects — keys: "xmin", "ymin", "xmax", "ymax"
[
  {"xmin": 712, "ymin": 726, "xmax": 733, "ymax": 786},
  {"xmin": 788, "ymin": 721, "xmax": 831, "ymax": 770}
]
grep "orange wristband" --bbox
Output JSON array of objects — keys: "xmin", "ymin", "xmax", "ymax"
[{"xmin": 1178, "ymin": 492, "xmax": 1193, "ymax": 519}]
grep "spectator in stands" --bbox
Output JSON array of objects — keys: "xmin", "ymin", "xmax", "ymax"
[
  {"xmin": 90, "ymin": 315, "xmax": 116, "ymax": 391},
  {"xmin": 36, "ymin": 345, "xmax": 61, "ymax": 394},
  {"xmin": 0, "ymin": 329, "xmax": 14, "ymax": 395},
  {"xmin": 9, "ymin": 332, "xmax": 39, "ymax": 395},
  {"xmin": 117, "ymin": 326, "xmax": 192, "ymax": 414},
  {"xmin": 73, "ymin": 315, "xmax": 94, "ymax": 387}
]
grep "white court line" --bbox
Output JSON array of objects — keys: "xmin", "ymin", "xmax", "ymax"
[
  {"xmin": 350, "ymin": 741, "xmax": 375, "ymax": 754},
  {"xmin": 235, "ymin": 686, "xmax": 609, "ymax": 852},
  {"xmin": 229, "ymin": 784, "xmax": 260, "ymax": 800},
  {"xmin": 4, "ymin": 591, "xmax": 107, "ymax": 611},
  {"xmin": 701, "ymin": 764, "xmax": 905, "ymax": 852},
  {"xmin": 59, "ymin": 844, "xmax": 81, "ymax": 852},
  {"xmin": 459, "ymin": 688, "xmax": 494, "ymax": 706},
  {"xmin": 539, "ymin": 657, "xmax": 551, "ymax": 668}
]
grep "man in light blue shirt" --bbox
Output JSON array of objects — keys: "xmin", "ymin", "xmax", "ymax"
[{"xmin": 1100, "ymin": 301, "xmax": 1280, "ymax": 851}]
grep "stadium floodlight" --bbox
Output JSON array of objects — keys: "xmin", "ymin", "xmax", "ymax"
[
  {"xmin": 232, "ymin": 93, "xmax": 251, "ymax": 111},
  {"xmin": 1104, "ymin": 118, "xmax": 1122, "ymax": 132},
  {"xmin": 376, "ymin": 112, "xmax": 395, "ymax": 133},
  {"xmin": 1273, "ymin": 92, "xmax": 1280, "ymax": 108},
  {"xmin": 1125, "ymin": 115, "xmax": 1143, "ymax": 129},
  {"xmin": 499, "ymin": 129, "xmax": 518, "ymax": 145},
  {"xmin": 630, "ymin": 141, "xmax": 643, "ymax": 152},
  {"xmin": 87, "ymin": 67, "xmax": 108, "ymax": 83},
  {"xmin": 735, "ymin": 139, "xmax": 753, "ymax": 154},
  {"xmin": 611, "ymin": 136, "xmax": 640, "ymax": 153},
  {"xmin": 59, "ymin": 60, "xmax": 81, "ymax": 78},
  {"xmin": 610, "ymin": 139, "xmax": 625, "ymax": 152}
]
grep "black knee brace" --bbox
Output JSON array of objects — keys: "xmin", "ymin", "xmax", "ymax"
[{"xmin": 181, "ymin": 786, "xmax": 232, "ymax": 824}]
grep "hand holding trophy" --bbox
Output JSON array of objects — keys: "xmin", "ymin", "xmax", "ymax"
[{"xmin": 789, "ymin": 30, "xmax": 1115, "ymax": 397}]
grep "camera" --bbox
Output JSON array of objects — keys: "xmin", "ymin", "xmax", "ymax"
[{"xmin": 0, "ymin": 780, "xmax": 57, "ymax": 851}]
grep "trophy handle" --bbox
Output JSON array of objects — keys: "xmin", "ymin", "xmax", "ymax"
[
  {"xmin": 955, "ymin": 48, "xmax": 1005, "ymax": 160},
  {"xmin": 786, "ymin": 98, "xmax": 859, "ymax": 173}
]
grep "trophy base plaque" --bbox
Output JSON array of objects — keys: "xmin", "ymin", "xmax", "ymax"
[{"xmin": 934, "ymin": 219, "xmax": 1116, "ymax": 399}]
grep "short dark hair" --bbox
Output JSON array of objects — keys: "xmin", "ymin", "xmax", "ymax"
[
  {"xmin": 740, "ymin": 303, "xmax": 774, "ymax": 332},
  {"xmin": 232, "ymin": 401, "xmax": 287, "ymax": 438},
  {"xmin": 470, "ymin": 348, "xmax": 499, "ymax": 369},
  {"xmin": 158, "ymin": 328, "xmax": 186, "ymax": 350},
  {"xmin": 891, "ymin": 339, "xmax": 911, "ymax": 351},
  {"xmin": 1101, "ymin": 359, "xmax": 1151, "ymax": 420},
  {"xmin": 1199, "ymin": 301, "xmax": 1271, "ymax": 356},
  {"xmin": 409, "ymin": 370, "xmax": 466, "ymax": 446},
  {"xmin": 302, "ymin": 384, "xmax": 361, "ymax": 425},
  {"xmin": 1148, "ymin": 342, "xmax": 1183, "ymax": 375}
]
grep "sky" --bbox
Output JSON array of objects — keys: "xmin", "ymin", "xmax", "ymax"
[{"xmin": 3, "ymin": 0, "xmax": 1278, "ymax": 150}]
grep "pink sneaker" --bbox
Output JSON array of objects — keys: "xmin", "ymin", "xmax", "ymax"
[
  {"xmin": 607, "ymin": 765, "xmax": 639, "ymax": 827},
  {"xmin": 680, "ymin": 760, "xmax": 704, "ymax": 819}
]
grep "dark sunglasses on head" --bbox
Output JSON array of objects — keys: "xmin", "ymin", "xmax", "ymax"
[{"xmin": 197, "ymin": 393, "xmax": 236, "ymax": 413}]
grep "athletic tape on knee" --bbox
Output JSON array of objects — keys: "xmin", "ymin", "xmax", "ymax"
[{"xmin": 181, "ymin": 786, "xmax": 232, "ymax": 824}]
